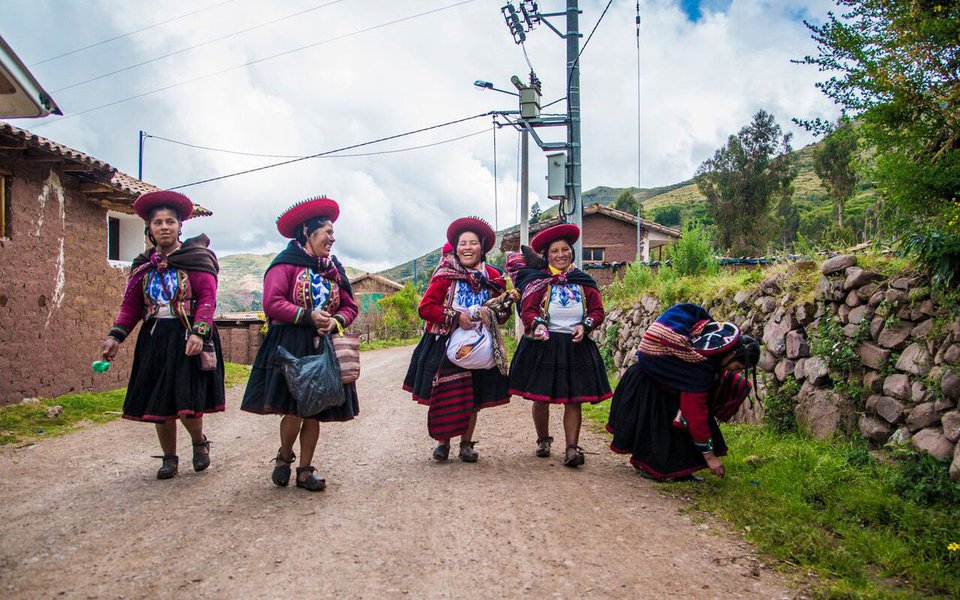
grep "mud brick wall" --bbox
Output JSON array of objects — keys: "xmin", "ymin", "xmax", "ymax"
[
  {"xmin": 581, "ymin": 213, "xmax": 638, "ymax": 286},
  {"xmin": 0, "ymin": 159, "xmax": 136, "ymax": 405},
  {"xmin": 215, "ymin": 321, "xmax": 263, "ymax": 365}
]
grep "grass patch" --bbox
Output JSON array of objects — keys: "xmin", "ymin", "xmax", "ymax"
[
  {"xmin": 583, "ymin": 399, "xmax": 960, "ymax": 598},
  {"xmin": 604, "ymin": 263, "xmax": 765, "ymax": 309},
  {"xmin": 1, "ymin": 363, "xmax": 253, "ymax": 446},
  {"xmin": 360, "ymin": 336, "xmax": 420, "ymax": 351}
]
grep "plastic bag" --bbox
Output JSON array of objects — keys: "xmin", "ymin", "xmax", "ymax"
[
  {"xmin": 275, "ymin": 337, "xmax": 345, "ymax": 418},
  {"xmin": 446, "ymin": 323, "xmax": 496, "ymax": 370}
]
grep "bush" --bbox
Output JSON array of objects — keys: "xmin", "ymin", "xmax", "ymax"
[
  {"xmin": 892, "ymin": 448, "xmax": 960, "ymax": 508},
  {"xmin": 763, "ymin": 375, "xmax": 799, "ymax": 433},
  {"xmin": 377, "ymin": 284, "xmax": 421, "ymax": 339},
  {"xmin": 600, "ymin": 323, "xmax": 620, "ymax": 373},
  {"xmin": 667, "ymin": 223, "xmax": 719, "ymax": 277}
]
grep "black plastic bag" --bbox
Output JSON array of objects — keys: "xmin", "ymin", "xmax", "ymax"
[{"xmin": 275, "ymin": 336, "xmax": 345, "ymax": 418}]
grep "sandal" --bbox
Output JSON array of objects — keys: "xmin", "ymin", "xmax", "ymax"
[
  {"xmin": 192, "ymin": 436, "xmax": 211, "ymax": 472},
  {"xmin": 563, "ymin": 445, "xmax": 585, "ymax": 468},
  {"xmin": 154, "ymin": 454, "xmax": 179, "ymax": 480},
  {"xmin": 459, "ymin": 440, "xmax": 479, "ymax": 463},
  {"xmin": 271, "ymin": 449, "xmax": 296, "ymax": 487},
  {"xmin": 433, "ymin": 442, "xmax": 450, "ymax": 462},
  {"xmin": 295, "ymin": 466, "xmax": 326, "ymax": 492},
  {"xmin": 536, "ymin": 436, "xmax": 554, "ymax": 458}
]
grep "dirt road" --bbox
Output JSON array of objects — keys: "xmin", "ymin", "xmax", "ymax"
[{"xmin": 0, "ymin": 346, "xmax": 794, "ymax": 599}]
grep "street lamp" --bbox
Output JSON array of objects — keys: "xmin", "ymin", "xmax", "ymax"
[{"xmin": 473, "ymin": 80, "xmax": 519, "ymax": 97}]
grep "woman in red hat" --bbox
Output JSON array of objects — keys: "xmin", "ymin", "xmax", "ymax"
[
  {"xmin": 505, "ymin": 223, "xmax": 611, "ymax": 467},
  {"xmin": 241, "ymin": 196, "xmax": 358, "ymax": 492},
  {"xmin": 99, "ymin": 190, "xmax": 224, "ymax": 480},
  {"xmin": 403, "ymin": 216, "xmax": 513, "ymax": 462}
]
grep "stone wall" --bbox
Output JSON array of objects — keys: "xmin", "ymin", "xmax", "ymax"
[
  {"xmin": 597, "ymin": 255, "xmax": 960, "ymax": 477},
  {"xmin": 0, "ymin": 159, "xmax": 136, "ymax": 404},
  {"xmin": 214, "ymin": 320, "xmax": 263, "ymax": 365}
]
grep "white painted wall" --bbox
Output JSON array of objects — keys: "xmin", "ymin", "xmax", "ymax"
[{"xmin": 106, "ymin": 210, "xmax": 145, "ymax": 266}]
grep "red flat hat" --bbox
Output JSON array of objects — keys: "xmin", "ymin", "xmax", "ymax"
[
  {"xmin": 530, "ymin": 223, "xmax": 580, "ymax": 254},
  {"xmin": 276, "ymin": 196, "xmax": 340, "ymax": 238},
  {"xmin": 134, "ymin": 190, "xmax": 194, "ymax": 221},
  {"xmin": 447, "ymin": 216, "xmax": 495, "ymax": 253},
  {"xmin": 441, "ymin": 242, "xmax": 454, "ymax": 254}
]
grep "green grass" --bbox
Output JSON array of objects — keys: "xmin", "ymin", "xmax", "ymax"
[
  {"xmin": 583, "ymin": 399, "xmax": 960, "ymax": 598},
  {"xmin": 360, "ymin": 336, "xmax": 420, "ymax": 351},
  {"xmin": 1, "ymin": 363, "xmax": 253, "ymax": 446}
]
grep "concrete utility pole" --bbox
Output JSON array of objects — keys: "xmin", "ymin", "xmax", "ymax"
[
  {"xmin": 565, "ymin": 0, "xmax": 583, "ymax": 265},
  {"xmin": 520, "ymin": 128, "xmax": 530, "ymax": 246}
]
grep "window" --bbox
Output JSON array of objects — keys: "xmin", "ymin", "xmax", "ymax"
[
  {"xmin": 106, "ymin": 210, "xmax": 145, "ymax": 265},
  {"xmin": 583, "ymin": 247, "xmax": 604, "ymax": 262},
  {"xmin": 0, "ymin": 174, "xmax": 10, "ymax": 239}
]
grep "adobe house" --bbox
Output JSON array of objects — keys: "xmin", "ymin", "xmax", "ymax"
[
  {"xmin": 499, "ymin": 202, "xmax": 682, "ymax": 285},
  {"xmin": 213, "ymin": 312, "xmax": 265, "ymax": 365},
  {"xmin": 350, "ymin": 273, "xmax": 404, "ymax": 338},
  {"xmin": 0, "ymin": 121, "xmax": 211, "ymax": 405}
]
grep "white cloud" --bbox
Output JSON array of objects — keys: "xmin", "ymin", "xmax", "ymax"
[{"xmin": 7, "ymin": 0, "xmax": 840, "ymax": 270}]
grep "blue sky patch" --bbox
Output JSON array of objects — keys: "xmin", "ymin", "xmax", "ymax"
[{"xmin": 679, "ymin": 0, "xmax": 733, "ymax": 22}]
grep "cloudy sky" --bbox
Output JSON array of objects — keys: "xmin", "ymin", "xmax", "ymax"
[{"xmin": 4, "ymin": 0, "xmax": 840, "ymax": 270}]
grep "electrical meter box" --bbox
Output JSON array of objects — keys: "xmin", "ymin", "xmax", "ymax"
[{"xmin": 546, "ymin": 152, "xmax": 566, "ymax": 199}]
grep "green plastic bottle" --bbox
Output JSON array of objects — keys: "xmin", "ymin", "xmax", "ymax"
[{"xmin": 91, "ymin": 360, "xmax": 111, "ymax": 373}]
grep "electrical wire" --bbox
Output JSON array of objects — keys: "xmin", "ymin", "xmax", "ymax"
[
  {"xmin": 30, "ymin": 0, "xmax": 240, "ymax": 66},
  {"xmin": 166, "ymin": 111, "xmax": 493, "ymax": 190},
  {"xmin": 146, "ymin": 127, "xmax": 489, "ymax": 159},
  {"xmin": 52, "ymin": 0, "xmax": 349, "ymax": 94},
  {"xmin": 30, "ymin": 0, "xmax": 479, "ymax": 129},
  {"xmin": 492, "ymin": 118, "xmax": 499, "ymax": 231}
]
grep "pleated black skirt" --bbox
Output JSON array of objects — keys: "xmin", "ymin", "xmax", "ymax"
[
  {"xmin": 402, "ymin": 332, "xmax": 510, "ymax": 410},
  {"xmin": 240, "ymin": 323, "xmax": 359, "ymax": 422},
  {"xmin": 508, "ymin": 332, "xmax": 612, "ymax": 404},
  {"xmin": 123, "ymin": 319, "xmax": 226, "ymax": 422},
  {"xmin": 606, "ymin": 363, "xmax": 727, "ymax": 480}
]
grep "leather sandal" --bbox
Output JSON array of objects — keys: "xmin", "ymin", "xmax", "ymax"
[
  {"xmin": 459, "ymin": 440, "xmax": 479, "ymax": 463},
  {"xmin": 192, "ymin": 436, "xmax": 211, "ymax": 472},
  {"xmin": 295, "ymin": 466, "xmax": 326, "ymax": 492},
  {"xmin": 433, "ymin": 442, "xmax": 450, "ymax": 462},
  {"xmin": 271, "ymin": 449, "xmax": 296, "ymax": 487},
  {"xmin": 154, "ymin": 454, "xmax": 179, "ymax": 480},
  {"xmin": 536, "ymin": 436, "xmax": 554, "ymax": 458},
  {"xmin": 563, "ymin": 445, "xmax": 585, "ymax": 468}
]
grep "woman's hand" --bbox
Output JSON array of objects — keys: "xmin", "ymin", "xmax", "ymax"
[
  {"xmin": 312, "ymin": 309, "xmax": 333, "ymax": 332},
  {"xmin": 703, "ymin": 452, "xmax": 725, "ymax": 478},
  {"xmin": 533, "ymin": 324, "xmax": 549, "ymax": 340},
  {"xmin": 457, "ymin": 311, "xmax": 473, "ymax": 330},
  {"xmin": 571, "ymin": 325, "xmax": 585, "ymax": 343},
  {"xmin": 100, "ymin": 338, "xmax": 119, "ymax": 361},
  {"xmin": 185, "ymin": 334, "xmax": 203, "ymax": 356}
]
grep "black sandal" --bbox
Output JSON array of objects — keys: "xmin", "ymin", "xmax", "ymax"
[
  {"xmin": 536, "ymin": 436, "xmax": 554, "ymax": 458},
  {"xmin": 192, "ymin": 436, "xmax": 211, "ymax": 472},
  {"xmin": 563, "ymin": 445, "xmax": 585, "ymax": 468},
  {"xmin": 459, "ymin": 440, "xmax": 479, "ymax": 463},
  {"xmin": 433, "ymin": 442, "xmax": 450, "ymax": 462},
  {"xmin": 154, "ymin": 454, "xmax": 179, "ymax": 480},
  {"xmin": 271, "ymin": 449, "xmax": 296, "ymax": 487},
  {"xmin": 296, "ymin": 466, "xmax": 326, "ymax": 492}
]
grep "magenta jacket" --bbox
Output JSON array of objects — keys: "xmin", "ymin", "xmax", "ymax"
[
  {"xmin": 108, "ymin": 268, "xmax": 217, "ymax": 342},
  {"xmin": 262, "ymin": 263, "xmax": 358, "ymax": 328}
]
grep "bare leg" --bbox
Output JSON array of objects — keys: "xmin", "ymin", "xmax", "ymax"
[
  {"xmin": 180, "ymin": 415, "xmax": 204, "ymax": 443},
  {"xmin": 461, "ymin": 412, "xmax": 478, "ymax": 442},
  {"xmin": 155, "ymin": 421, "xmax": 177, "ymax": 455},
  {"xmin": 563, "ymin": 403, "xmax": 583, "ymax": 448},
  {"xmin": 298, "ymin": 419, "xmax": 320, "ymax": 476},
  {"xmin": 277, "ymin": 415, "xmax": 302, "ymax": 466},
  {"xmin": 532, "ymin": 402, "xmax": 550, "ymax": 439}
]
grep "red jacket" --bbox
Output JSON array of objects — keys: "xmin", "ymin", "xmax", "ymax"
[{"xmin": 419, "ymin": 264, "xmax": 506, "ymax": 335}]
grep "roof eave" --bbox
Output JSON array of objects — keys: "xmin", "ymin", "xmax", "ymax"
[{"xmin": 0, "ymin": 35, "xmax": 62, "ymax": 118}]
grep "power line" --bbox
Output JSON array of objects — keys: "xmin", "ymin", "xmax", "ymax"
[
  {"xmin": 167, "ymin": 111, "xmax": 493, "ymax": 190},
  {"xmin": 492, "ymin": 118, "xmax": 499, "ymax": 231},
  {"xmin": 51, "ymin": 0, "xmax": 349, "ymax": 94},
  {"xmin": 30, "ymin": 0, "xmax": 240, "ymax": 66},
  {"xmin": 30, "ymin": 0, "xmax": 479, "ymax": 129},
  {"xmin": 146, "ymin": 127, "xmax": 489, "ymax": 159}
]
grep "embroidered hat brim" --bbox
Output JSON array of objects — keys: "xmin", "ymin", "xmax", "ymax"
[
  {"xmin": 276, "ymin": 196, "xmax": 340, "ymax": 238},
  {"xmin": 447, "ymin": 217, "xmax": 496, "ymax": 254},
  {"xmin": 134, "ymin": 190, "xmax": 195, "ymax": 221},
  {"xmin": 691, "ymin": 321, "xmax": 742, "ymax": 356},
  {"xmin": 530, "ymin": 223, "xmax": 580, "ymax": 254}
]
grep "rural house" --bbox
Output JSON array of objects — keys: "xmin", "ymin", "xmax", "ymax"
[
  {"xmin": 0, "ymin": 121, "xmax": 210, "ymax": 405},
  {"xmin": 350, "ymin": 273, "xmax": 404, "ymax": 337}
]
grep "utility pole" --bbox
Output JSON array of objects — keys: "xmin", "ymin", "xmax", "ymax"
[
  {"xmin": 565, "ymin": 0, "xmax": 583, "ymax": 265},
  {"xmin": 138, "ymin": 130, "xmax": 146, "ymax": 181},
  {"xmin": 520, "ymin": 128, "xmax": 530, "ymax": 246}
]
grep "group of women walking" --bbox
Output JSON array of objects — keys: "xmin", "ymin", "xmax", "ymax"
[{"xmin": 99, "ymin": 191, "xmax": 760, "ymax": 491}]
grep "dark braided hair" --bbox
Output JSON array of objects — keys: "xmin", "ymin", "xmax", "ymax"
[{"xmin": 295, "ymin": 216, "xmax": 332, "ymax": 245}]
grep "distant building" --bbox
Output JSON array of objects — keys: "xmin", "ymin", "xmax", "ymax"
[
  {"xmin": 499, "ymin": 203, "xmax": 681, "ymax": 286},
  {"xmin": 214, "ymin": 312, "xmax": 265, "ymax": 366},
  {"xmin": 0, "ymin": 121, "xmax": 211, "ymax": 405},
  {"xmin": 350, "ymin": 273, "xmax": 404, "ymax": 336}
]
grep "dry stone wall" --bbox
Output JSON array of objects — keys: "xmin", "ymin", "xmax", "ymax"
[{"xmin": 598, "ymin": 256, "xmax": 960, "ymax": 478}]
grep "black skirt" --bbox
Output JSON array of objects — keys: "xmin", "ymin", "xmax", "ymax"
[
  {"xmin": 606, "ymin": 363, "xmax": 727, "ymax": 480},
  {"xmin": 123, "ymin": 319, "xmax": 226, "ymax": 422},
  {"xmin": 240, "ymin": 323, "xmax": 359, "ymax": 422},
  {"xmin": 508, "ymin": 332, "xmax": 612, "ymax": 404},
  {"xmin": 402, "ymin": 332, "xmax": 510, "ymax": 410}
]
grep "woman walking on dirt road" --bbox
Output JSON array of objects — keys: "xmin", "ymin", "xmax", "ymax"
[
  {"xmin": 240, "ymin": 196, "xmax": 359, "ymax": 492},
  {"xmin": 505, "ymin": 223, "xmax": 612, "ymax": 467},
  {"xmin": 403, "ymin": 216, "xmax": 514, "ymax": 463},
  {"xmin": 99, "ymin": 190, "xmax": 224, "ymax": 480}
]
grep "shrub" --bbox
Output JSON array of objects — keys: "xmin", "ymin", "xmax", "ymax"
[
  {"xmin": 763, "ymin": 375, "xmax": 799, "ymax": 433},
  {"xmin": 667, "ymin": 223, "xmax": 718, "ymax": 277},
  {"xmin": 892, "ymin": 448, "xmax": 960, "ymax": 508},
  {"xmin": 378, "ymin": 284, "xmax": 421, "ymax": 339}
]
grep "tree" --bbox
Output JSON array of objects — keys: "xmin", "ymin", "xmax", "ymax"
[
  {"xmin": 530, "ymin": 202, "xmax": 542, "ymax": 224},
  {"xmin": 813, "ymin": 118, "xmax": 858, "ymax": 229},
  {"xmin": 611, "ymin": 189, "xmax": 641, "ymax": 217},
  {"xmin": 652, "ymin": 205, "xmax": 682, "ymax": 228},
  {"xmin": 694, "ymin": 110, "xmax": 797, "ymax": 256}
]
